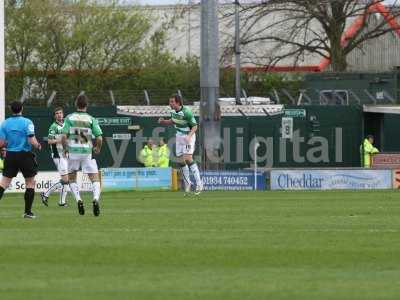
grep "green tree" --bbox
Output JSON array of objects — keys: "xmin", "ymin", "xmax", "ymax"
[
  {"xmin": 5, "ymin": 1, "xmax": 203, "ymax": 105},
  {"xmin": 6, "ymin": 0, "xmax": 41, "ymax": 71}
]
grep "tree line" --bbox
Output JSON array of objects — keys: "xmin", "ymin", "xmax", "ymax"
[{"xmin": 5, "ymin": 0, "xmax": 301, "ymax": 106}]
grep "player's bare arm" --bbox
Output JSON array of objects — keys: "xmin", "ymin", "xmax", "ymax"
[
  {"xmin": 94, "ymin": 136, "xmax": 103, "ymax": 155},
  {"xmin": 187, "ymin": 125, "xmax": 197, "ymax": 140},
  {"xmin": 61, "ymin": 134, "xmax": 68, "ymax": 155},
  {"xmin": 89, "ymin": 136, "xmax": 102, "ymax": 185},
  {"xmin": 28, "ymin": 136, "xmax": 42, "ymax": 150},
  {"xmin": 0, "ymin": 139, "xmax": 6, "ymax": 149},
  {"xmin": 47, "ymin": 137, "xmax": 61, "ymax": 145},
  {"xmin": 158, "ymin": 117, "xmax": 174, "ymax": 125}
]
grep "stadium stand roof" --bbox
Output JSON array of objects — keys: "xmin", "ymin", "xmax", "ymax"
[
  {"xmin": 363, "ymin": 104, "xmax": 400, "ymax": 114},
  {"xmin": 117, "ymin": 104, "xmax": 284, "ymax": 117}
]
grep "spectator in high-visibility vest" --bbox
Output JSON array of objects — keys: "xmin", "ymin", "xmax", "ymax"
[
  {"xmin": 157, "ymin": 138, "xmax": 170, "ymax": 168},
  {"xmin": 0, "ymin": 148, "xmax": 5, "ymax": 172},
  {"xmin": 139, "ymin": 139, "xmax": 155, "ymax": 167},
  {"xmin": 360, "ymin": 135, "xmax": 379, "ymax": 168}
]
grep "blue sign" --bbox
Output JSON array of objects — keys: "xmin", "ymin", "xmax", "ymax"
[
  {"xmin": 270, "ymin": 169, "xmax": 392, "ymax": 190},
  {"xmin": 198, "ymin": 171, "xmax": 266, "ymax": 191},
  {"xmin": 102, "ymin": 168, "xmax": 136, "ymax": 191},
  {"xmin": 102, "ymin": 168, "xmax": 172, "ymax": 191},
  {"xmin": 135, "ymin": 168, "xmax": 171, "ymax": 190}
]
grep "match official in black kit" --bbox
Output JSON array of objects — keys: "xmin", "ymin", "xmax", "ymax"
[{"xmin": 0, "ymin": 101, "xmax": 41, "ymax": 218}]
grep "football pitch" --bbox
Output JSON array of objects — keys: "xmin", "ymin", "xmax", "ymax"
[{"xmin": 1, "ymin": 190, "xmax": 400, "ymax": 300}]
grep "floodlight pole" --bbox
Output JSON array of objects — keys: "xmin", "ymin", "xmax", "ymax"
[
  {"xmin": 200, "ymin": 0, "xmax": 221, "ymax": 170},
  {"xmin": 254, "ymin": 140, "xmax": 260, "ymax": 190},
  {"xmin": 234, "ymin": 0, "xmax": 241, "ymax": 105},
  {"xmin": 0, "ymin": 0, "xmax": 5, "ymax": 122}
]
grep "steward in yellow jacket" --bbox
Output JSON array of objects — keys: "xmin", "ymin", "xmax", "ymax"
[
  {"xmin": 139, "ymin": 140, "xmax": 155, "ymax": 167},
  {"xmin": 360, "ymin": 135, "xmax": 379, "ymax": 168},
  {"xmin": 156, "ymin": 138, "xmax": 170, "ymax": 168}
]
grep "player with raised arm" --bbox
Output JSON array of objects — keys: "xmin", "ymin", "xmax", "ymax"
[
  {"xmin": 158, "ymin": 94, "xmax": 203, "ymax": 195},
  {"xmin": 40, "ymin": 107, "xmax": 69, "ymax": 207},
  {"xmin": 61, "ymin": 95, "xmax": 103, "ymax": 216}
]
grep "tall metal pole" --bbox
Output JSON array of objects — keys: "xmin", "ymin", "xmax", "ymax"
[
  {"xmin": 253, "ymin": 140, "xmax": 260, "ymax": 190},
  {"xmin": 0, "ymin": 0, "xmax": 5, "ymax": 122},
  {"xmin": 234, "ymin": 0, "xmax": 241, "ymax": 105},
  {"xmin": 200, "ymin": 0, "xmax": 221, "ymax": 170},
  {"xmin": 187, "ymin": 0, "xmax": 192, "ymax": 58}
]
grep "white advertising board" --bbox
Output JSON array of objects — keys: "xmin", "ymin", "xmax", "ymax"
[{"xmin": 4, "ymin": 172, "xmax": 93, "ymax": 193}]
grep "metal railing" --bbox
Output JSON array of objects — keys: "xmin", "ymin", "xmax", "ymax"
[{"xmin": 8, "ymin": 87, "xmax": 400, "ymax": 107}]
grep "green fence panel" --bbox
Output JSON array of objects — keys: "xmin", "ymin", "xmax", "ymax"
[{"xmin": 11, "ymin": 105, "xmax": 364, "ymax": 170}]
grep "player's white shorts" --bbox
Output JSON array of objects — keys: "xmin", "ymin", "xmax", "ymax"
[
  {"xmin": 53, "ymin": 157, "xmax": 68, "ymax": 176},
  {"xmin": 176, "ymin": 134, "xmax": 196, "ymax": 157},
  {"xmin": 68, "ymin": 155, "xmax": 99, "ymax": 174}
]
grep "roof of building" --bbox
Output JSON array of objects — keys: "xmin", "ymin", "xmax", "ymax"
[
  {"xmin": 117, "ymin": 104, "xmax": 284, "ymax": 117},
  {"xmin": 363, "ymin": 104, "xmax": 400, "ymax": 114}
]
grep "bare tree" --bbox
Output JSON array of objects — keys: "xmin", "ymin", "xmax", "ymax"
[{"xmin": 223, "ymin": 0, "xmax": 400, "ymax": 71}]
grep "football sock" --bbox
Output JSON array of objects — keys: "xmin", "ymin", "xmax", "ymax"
[
  {"xmin": 59, "ymin": 181, "xmax": 68, "ymax": 205},
  {"xmin": 188, "ymin": 161, "xmax": 202, "ymax": 186},
  {"xmin": 180, "ymin": 164, "xmax": 192, "ymax": 188},
  {"xmin": 24, "ymin": 188, "xmax": 35, "ymax": 214},
  {"xmin": 92, "ymin": 181, "xmax": 101, "ymax": 202},
  {"xmin": 69, "ymin": 182, "xmax": 82, "ymax": 202},
  {"xmin": 45, "ymin": 181, "xmax": 62, "ymax": 198}
]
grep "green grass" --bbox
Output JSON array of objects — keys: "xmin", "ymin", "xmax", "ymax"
[{"xmin": 1, "ymin": 190, "xmax": 400, "ymax": 300}]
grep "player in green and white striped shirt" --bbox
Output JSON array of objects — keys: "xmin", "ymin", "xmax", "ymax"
[
  {"xmin": 40, "ymin": 107, "xmax": 69, "ymax": 207},
  {"xmin": 158, "ymin": 94, "xmax": 203, "ymax": 194},
  {"xmin": 62, "ymin": 95, "xmax": 103, "ymax": 216}
]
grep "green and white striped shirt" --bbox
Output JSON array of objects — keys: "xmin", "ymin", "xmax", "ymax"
[
  {"xmin": 48, "ymin": 121, "xmax": 64, "ymax": 158},
  {"xmin": 170, "ymin": 106, "xmax": 197, "ymax": 136},
  {"xmin": 62, "ymin": 112, "xmax": 103, "ymax": 157}
]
